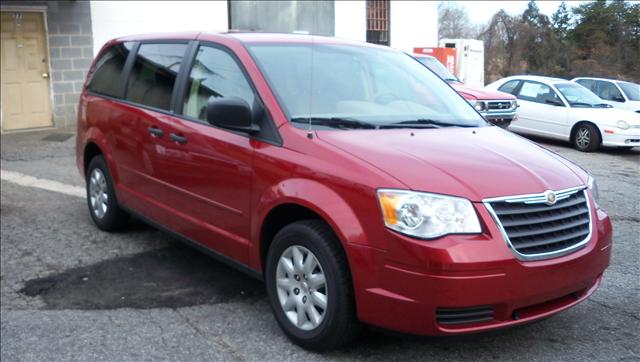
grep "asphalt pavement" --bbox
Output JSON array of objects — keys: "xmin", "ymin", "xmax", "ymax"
[{"xmin": 1, "ymin": 128, "xmax": 639, "ymax": 361}]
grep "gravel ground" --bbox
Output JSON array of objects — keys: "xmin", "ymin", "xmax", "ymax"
[{"xmin": 1, "ymin": 129, "xmax": 638, "ymax": 361}]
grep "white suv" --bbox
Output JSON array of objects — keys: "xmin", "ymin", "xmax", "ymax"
[{"xmin": 572, "ymin": 77, "xmax": 640, "ymax": 113}]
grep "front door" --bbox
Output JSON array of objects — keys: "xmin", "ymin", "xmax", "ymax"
[
  {"xmin": 152, "ymin": 44, "xmax": 258, "ymax": 264},
  {"xmin": 513, "ymin": 80, "xmax": 567, "ymax": 138},
  {"xmin": 1, "ymin": 11, "xmax": 52, "ymax": 131}
]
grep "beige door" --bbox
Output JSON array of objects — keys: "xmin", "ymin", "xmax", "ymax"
[{"xmin": 1, "ymin": 11, "xmax": 52, "ymax": 131}]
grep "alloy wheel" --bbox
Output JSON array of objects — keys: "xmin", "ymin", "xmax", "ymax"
[
  {"xmin": 275, "ymin": 245, "xmax": 328, "ymax": 331},
  {"xmin": 88, "ymin": 168, "xmax": 109, "ymax": 219},
  {"xmin": 576, "ymin": 128, "xmax": 591, "ymax": 149}
]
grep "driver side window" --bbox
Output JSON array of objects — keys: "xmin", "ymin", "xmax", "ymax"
[
  {"xmin": 596, "ymin": 81, "xmax": 624, "ymax": 102},
  {"xmin": 182, "ymin": 45, "xmax": 255, "ymax": 121}
]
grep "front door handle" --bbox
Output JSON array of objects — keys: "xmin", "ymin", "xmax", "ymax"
[
  {"xmin": 170, "ymin": 133, "xmax": 188, "ymax": 144},
  {"xmin": 148, "ymin": 127, "xmax": 164, "ymax": 138}
]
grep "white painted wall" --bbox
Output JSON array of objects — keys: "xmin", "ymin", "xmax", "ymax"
[
  {"xmin": 390, "ymin": 1, "xmax": 438, "ymax": 53},
  {"xmin": 90, "ymin": 1, "xmax": 228, "ymax": 55},
  {"xmin": 334, "ymin": 1, "xmax": 366, "ymax": 43}
]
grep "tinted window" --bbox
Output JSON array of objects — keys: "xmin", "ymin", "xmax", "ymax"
[
  {"xmin": 87, "ymin": 42, "xmax": 133, "ymax": 97},
  {"xmin": 595, "ymin": 80, "xmax": 624, "ymax": 102},
  {"xmin": 517, "ymin": 81, "xmax": 564, "ymax": 106},
  {"xmin": 182, "ymin": 46, "xmax": 255, "ymax": 121},
  {"xmin": 575, "ymin": 79, "xmax": 595, "ymax": 92},
  {"xmin": 498, "ymin": 80, "xmax": 521, "ymax": 95},
  {"xmin": 125, "ymin": 43, "xmax": 188, "ymax": 110}
]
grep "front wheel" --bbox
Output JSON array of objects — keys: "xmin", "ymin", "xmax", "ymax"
[
  {"xmin": 573, "ymin": 123, "xmax": 601, "ymax": 152},
  {"xmin": 265, "ymin": 220, "xmax": 361, "ymax": 351}
]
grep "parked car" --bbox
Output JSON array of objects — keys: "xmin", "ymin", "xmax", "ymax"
[
  {"xmin": 77, "ymin": 33, "xmax": 612, "ymax": 351},
  {"xmin": 486, "ymin": 75, "xmax": 640, "ymax": 152},
  {"xmin": 572, "ymin": 77, "xmax": 640, "ymax": 113},
  {"xmin": 414, "ymin": 54, "xmax": 517, "ymax": 128}
]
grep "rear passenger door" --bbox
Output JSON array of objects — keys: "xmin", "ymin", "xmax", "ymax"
[
  {"xmin": 150, "ymin": 43, "xmax": 261, "ymax": 263},
  {"xmin": 111, "ymin": 42, "xmax": 189, "ymax": 221}
]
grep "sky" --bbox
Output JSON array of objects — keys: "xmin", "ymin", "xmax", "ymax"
[{"xmin": 454, "ymin": 1, "xmax": 588, "ymax": 25}]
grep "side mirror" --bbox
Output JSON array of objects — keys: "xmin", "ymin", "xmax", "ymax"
[
  {"xmin": 206, "ymin": 97, "xmax": 260, "ymax": 134},
  {"xmin": 612, "ymin": 96, "xmax": 625, "ymax": 102},
  {"xmin": 545, "ymin": 98, "xmax": 564, "ymax": 107}
]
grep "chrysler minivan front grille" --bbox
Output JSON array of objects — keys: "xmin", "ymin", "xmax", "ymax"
[{"xmin": 485, "ymin": 187, "xmax": 591, "ymax": 261}]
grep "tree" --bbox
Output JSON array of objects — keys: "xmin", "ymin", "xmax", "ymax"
[
  {"xmin": 438, "ymin": 1, "xmax": 478, "ymax": 39},
  {"xmin": 552, "ymin": 1, "xmax": 573, "ymax": 37}
]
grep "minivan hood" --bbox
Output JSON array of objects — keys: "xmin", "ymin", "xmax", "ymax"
[
  {"xmin": 450, "ymin": 82, "xmax": 516, "ymax": 100},
  {"xmin": 318, "ymin": 127, "xmax": 586, "ymax": 201}
]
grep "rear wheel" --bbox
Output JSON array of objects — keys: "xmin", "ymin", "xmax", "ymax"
[
  {"xmin": 573, "ymin": 123, "xmax": 601, "ymax": 152},
  {"xmin": 86, "ymin": 155, "xmax": 129, "ymax": 231},
  {"xmin": 265, "ymin": 220, "xmax": 361, "ymax": 351}
]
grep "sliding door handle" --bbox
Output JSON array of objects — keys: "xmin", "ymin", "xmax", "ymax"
[
  {"xmin": 170, "ymin": 133, "xmax": 188, "ymax": 144},
  {"xmin": 148, "ymin": 127, "xmax": 164, "ymax": 138}
]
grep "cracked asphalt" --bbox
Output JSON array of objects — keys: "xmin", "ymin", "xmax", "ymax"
[{"xmin": 1, "ymin": 129, "xmax": 639, "ymax": 361}]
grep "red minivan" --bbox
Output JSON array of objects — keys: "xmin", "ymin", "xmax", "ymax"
[{"xmin": 76, "ymin": 32, "xmax": 612, "ymax": 351}]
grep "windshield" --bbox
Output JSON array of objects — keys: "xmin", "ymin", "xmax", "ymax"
[
  {"xmin": 415, "ymin": 56, "xmax": 458, "ymax": 81},
  {"xmin": 617, "ymin": 81, "xmax": 640, "ymax": 101},
  {"xmin": 247, "ymin": 43, "xmax": 485, "ymax": 129},
  {"xmin": 556, "ymin": 83, "xmax": 608, "ymax": 107}
]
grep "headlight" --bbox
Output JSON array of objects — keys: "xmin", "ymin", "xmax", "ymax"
[
  {"xmin": 617, "ymin": 120, "xmax": 629, "ymax": 130},
  {"xmin": 511, "ymin": 100, "xmax": 518, "ymax": 109},
  {"xmin": 468, "ymin": 99, "xmax": 485, "ymax": 111},
  {"xmin": 587, "ymin": 175, "xmax": 600, "ymax": 208},
  {"xmin": 377, "ymin": 189, "xmax": 482, "ymax": 239}
]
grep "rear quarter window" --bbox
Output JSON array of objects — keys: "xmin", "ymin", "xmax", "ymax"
[{"xmin": 87, "ymin": 42, "xmax": 133, "ymax": 97}]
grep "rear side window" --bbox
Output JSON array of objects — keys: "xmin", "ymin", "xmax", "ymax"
[
  {"xmin": 125, "ymin": 43, "xmax": 188, "ymax": 110},
  {"xmin": 87, "ymin": 42, "xmax": 133, "ymax": 97},
  {"xmin": 498, "ymin": 80, "xmax": 521, "ymax": 95},
  {"xmin": 182, "ymin": 45, "xmax": 255, "ymax": 121}
]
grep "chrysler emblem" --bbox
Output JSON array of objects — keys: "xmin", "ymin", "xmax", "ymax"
[{"xmin": 544, "ymin": 190, "xmax": 557, "ymax": 205}]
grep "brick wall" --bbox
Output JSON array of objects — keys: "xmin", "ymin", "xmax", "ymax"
[{"xmin": 2, "ymin": 0, "xmax": 93, "ymax": 128}]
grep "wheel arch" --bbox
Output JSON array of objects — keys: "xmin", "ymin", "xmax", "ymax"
[
  {"xmin": 570, "ymin": 120, "xmax": 602, "ymax": 144},
  {"xmin": 83, "ymin": 142, "xmax": 103, "ymax": 176},
  {"xmin": 252, "ymin": 179, "xmax": 368, "ymax": 273}
]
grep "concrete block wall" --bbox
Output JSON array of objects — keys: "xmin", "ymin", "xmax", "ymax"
[{"xmin": 45, "ymin": 1, "xmax": 94, "ymax": 128}]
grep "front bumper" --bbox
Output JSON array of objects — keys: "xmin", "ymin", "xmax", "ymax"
[
  {"xmin": 481, "ymin": 110, "xmax": 517, "ymax": 128},
  {"xmin": 600, "ymin": 127, "xmax": 640, "ymax": 147},
  {"xmin": 346, "ymin": 202, "xmax": 612, "ymax": 336}
]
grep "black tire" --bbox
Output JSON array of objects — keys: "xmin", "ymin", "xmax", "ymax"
[
  {"xmin": 86, "ymin": 155, "xmax": 129, "ymax": 231},
  {"xmin": 265, "ymin": 220, "xmax": 361, "ymax": 351},
  {"xmin": 572, "ymin": 123, "xmax": 601, "ymax": 152}
]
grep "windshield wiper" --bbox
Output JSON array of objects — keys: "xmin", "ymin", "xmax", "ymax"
[
  {"xmin": 290, "ymin": 117, "xmax": 377, "ymax": 130},
  {"xmin": 381, "ymin": 119, "xmax": 470, "ymax": 129},
  {"xmin": 594, "ymin": 103, "xmax": 613, "ymax": 108},
  {"xmin": 569, "ymin": 102, "xmax": 594, "ymax": 108}
]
